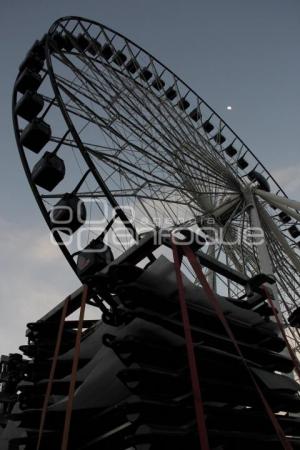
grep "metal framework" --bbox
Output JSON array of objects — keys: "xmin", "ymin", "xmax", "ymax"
[
  {"xmin": 12, "ymin": 16, "xmax": 300, "ymax": 353},
  {"xmin": 1, "ymin": 233, "xmax": 300, "ymax": 449}
]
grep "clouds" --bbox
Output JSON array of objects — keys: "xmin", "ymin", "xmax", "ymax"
[
  {"xmin": 272, "ymin": 165, "xmax": 300, "ymax": 198},
  {"xmin": 0, "ymin": 218, "xmax": 78, "ymax": 356}
]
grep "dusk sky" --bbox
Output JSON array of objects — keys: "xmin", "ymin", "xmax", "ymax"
[{"xmin": 0, "ymin": 0, "xmax": 300, "ymax": 355}]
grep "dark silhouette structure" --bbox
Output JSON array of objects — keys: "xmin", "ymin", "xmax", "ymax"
[{"xmin": 2, "ymin": 16, "xmax": 300, "ymax": 449}]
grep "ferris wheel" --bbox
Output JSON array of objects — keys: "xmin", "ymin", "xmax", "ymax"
[{"xmin": 12, "ymin": 16, "xmax": 300, "ymax": 350}]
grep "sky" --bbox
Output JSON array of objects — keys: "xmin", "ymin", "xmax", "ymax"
[{"xmin": 0, "ymin": 0, "xmax": 300, "ymax": 355}]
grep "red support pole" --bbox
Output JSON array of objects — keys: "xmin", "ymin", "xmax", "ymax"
[
  {"xmin": 61, "ymin": 285, "xmax": 89, "ymax": 450},
  {"xmin": 37, "ymin": 296, "xmax": 70, "ymax": 450},
  {"xmin": 180, "ymin": 243, "xmax": 293, "ymax": 450},
  {"xmin": 171, "ymin": 240, "xmax": 210, "ymax": 450}
]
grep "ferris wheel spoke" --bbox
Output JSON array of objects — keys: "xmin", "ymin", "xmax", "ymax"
[
  {"xmin": 105, "ymin": 60, "xmax": 231, "ymax": 176},
  {"xmin": 221, "ymin": 245, "xmax": 245, "ymax": 274},
  {"xmin": 264, "ymin": 227, "xmax": 300, "ymax": 299},
  {"xmin": 54, "ymin": 48, "xmax": 115, "ymax": 101},
  {"xmin": 54, "ymin": 51, "xmax": 239, "ymax": 206},
  {"xmin": 89, "ymin": 148, "xmax": 233, "ymax": 199},
  {"xmin": 71, "ymin": 50, "xmax": 204, "ymax": 160},
  {"xmin": 256, "ymin": 201, "xmax": 300, "ymax": 273},
  {"xmin": 212, "ymin": 200, "xmax": 248, "ymax": 267},
  {"xmin": 268, "ymin": 235, "xmax": 300, "ymax": 285},
  {"xmin": 257, "ymin": 192, "xmax": 300, "ymax": 227},
  {"xmin": 58, "ymin": 48, "xmax": 237, "ymax": 193},
  {"xmin": 90, "ymin": 151, "xmax": 183, "ymax": 193},
  {"xmin": 56, "ymin": 75, "xmax": 227, "ymax": 192},
  {"xmin": 254, "ymin": 202, "xmax": 300, "ymax": 319},
  {"xmin": 56, "ymin": 81, "xmax": 182, "ymax": 195},
  {"xmin": 228, "ymin": 237, "xmax": 258, "ymax": 274},
  {"xmin": 217, "ymin": 218, "xmax": 261, "ymax": 275},
  {"xmin": 275, "ymin": 274, "xmax": 299, "ymax": 317},
  {"xmin": 267, "ymin": 245, "xmax": 297, "ymax": 295},
  {"xmin": 43, "ymin": 89, "xmax": 100, "ymax": 125},
  {"xmin": 99, "ymin": 88, "xmax": 228, "ymax": 187},
  {"xmin": 256, "ymin": 189, "xmax": 300, "ymax": 213}
]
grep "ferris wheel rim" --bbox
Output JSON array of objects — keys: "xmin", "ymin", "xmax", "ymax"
[
  {"xmin": 12, "ymin": 15, "xmax": 300, "ymax": 329},
  {"xmin": 46, "ymin": 15, "xmax": 289, "ymax": 200},
  {"xmin": 12, "ymin": 16, "xmax": 293, "ymax": 253}
]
